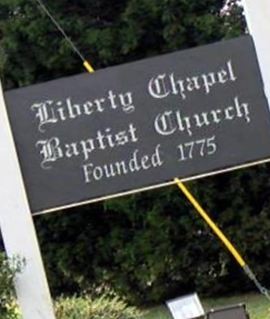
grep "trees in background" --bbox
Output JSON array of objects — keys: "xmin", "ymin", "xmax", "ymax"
[
  {"xmin": 0, "ymin": 0, "xmax": 244, "ymax": 88},
  {"xmin": 1, "ymin": 0, "xmax": 270, "ymax": 305}
]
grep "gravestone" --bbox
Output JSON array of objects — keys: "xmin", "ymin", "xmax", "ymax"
[{"xmin": 208, "ymin": 304, "xmax": 249, "ymax": 319}]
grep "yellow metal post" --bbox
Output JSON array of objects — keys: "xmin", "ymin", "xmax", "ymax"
[
  {"xmin": 174, "ymin": 178, "xmax": 246, "ymax": 268},
  {"xmin": 175, "ymin": 178, "xmax": 270, "ymax": 300},
  {"xmin": 83, "ymin": 61, "xmax": 95, "ymax": 73}
]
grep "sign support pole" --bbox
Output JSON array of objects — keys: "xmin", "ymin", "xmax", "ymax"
[
  {"xmin": 0, "ymin": 82, "xmax": 56, "ymax": 318},
  {"xmin": 242, "ymin": 0, "xmax": 270, "ymax": 105}
]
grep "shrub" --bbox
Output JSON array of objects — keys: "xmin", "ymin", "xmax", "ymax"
[
  {"xmin": 55, "ymin": 293, "xmax": 143, "ymax": 319},
  {"xmin": 0, "ymin": 253, "xmax": 23, "ymax": 319}
]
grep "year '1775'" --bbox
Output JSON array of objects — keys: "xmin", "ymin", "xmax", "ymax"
[{"xmin": 177, "ymin": 136, "xmax": 217, "ymax": 162}]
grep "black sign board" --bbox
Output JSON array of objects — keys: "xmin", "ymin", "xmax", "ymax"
[{"xmin": 4, "ymin": 35, "xmax": 270, "ymax": 214}]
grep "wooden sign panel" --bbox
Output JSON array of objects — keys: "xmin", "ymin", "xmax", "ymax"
[{"xmin": 4, "ymin": 35, "xmax": 270, "ymax": 214}]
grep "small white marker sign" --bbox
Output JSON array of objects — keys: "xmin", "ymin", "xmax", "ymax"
[{"xmin": 166, "ymin": 293, "xmax": 205, "ymax": 319}]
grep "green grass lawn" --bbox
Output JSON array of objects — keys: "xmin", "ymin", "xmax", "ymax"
[{"xmin": 143, "ymin": 293, "xmax": 270, "ymax": 319}]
